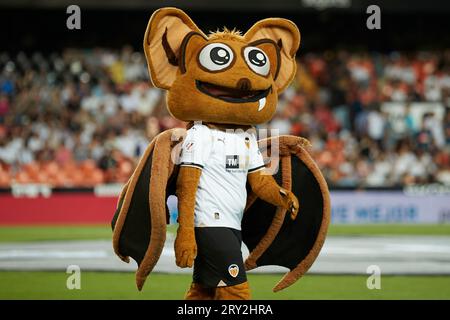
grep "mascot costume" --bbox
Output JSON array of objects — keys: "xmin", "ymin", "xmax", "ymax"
[{"xmin": 111, "ymin": 7, "xmax": 330, "ymax": 300}]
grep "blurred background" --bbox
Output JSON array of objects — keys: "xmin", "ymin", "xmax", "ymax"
[{"xmin": 0, "ymin": 0, "xmax": 449, "ymax": 299}]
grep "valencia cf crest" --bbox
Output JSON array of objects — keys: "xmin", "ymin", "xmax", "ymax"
[{"xmin": 228, "ymin": 264, "xmax": 239, "ymax": 278}]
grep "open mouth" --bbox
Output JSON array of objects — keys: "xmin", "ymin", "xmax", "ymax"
[{"xmin": 195, "ymin": 80, "xmax": 271, "ymax": 111}]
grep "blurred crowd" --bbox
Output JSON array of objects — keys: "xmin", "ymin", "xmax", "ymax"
[{"xmin": 0, "ymin": 47, "xmax": 449, "ymax": 188}]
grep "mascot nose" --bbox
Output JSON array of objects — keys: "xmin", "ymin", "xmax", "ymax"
[{"xmin": 236, "ymin": 78, "xmax": 252, "ymax": 91}]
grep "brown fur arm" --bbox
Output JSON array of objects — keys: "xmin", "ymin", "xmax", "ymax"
[
  {"xmin": 247, "ymin": 170, "xmax": 299, "ymax": 219},
  {"xmin": 174, "ymin": 166, "xmax": 202, "ymax": 268}
]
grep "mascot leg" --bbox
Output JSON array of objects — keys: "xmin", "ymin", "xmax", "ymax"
[
  {"xmin": 214, "ymin": 282, "xmax": 251, "ymax": 300},
  {"xmin": 185, "ymin": 282, "xmax": 215, "ymax": 300}
]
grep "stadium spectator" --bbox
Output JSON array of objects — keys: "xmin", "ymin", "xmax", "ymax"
[{"xmin": 0, "ymin": 48, "xmax": 448, "ymax": 188}]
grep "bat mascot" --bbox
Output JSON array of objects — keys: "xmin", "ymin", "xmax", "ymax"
[{"xmin": 112, "ymin": 7, "xmax": 330, "ymax": 300}]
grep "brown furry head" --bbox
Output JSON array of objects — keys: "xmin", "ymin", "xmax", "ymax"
[{"xmin": 144, "ymin": 7, "xmax": 301, "ymax": 125}]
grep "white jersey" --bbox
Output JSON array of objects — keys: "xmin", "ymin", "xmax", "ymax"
[{"xmin": 179, "ymin": 124, "xmax": 265, "ymax": 230}]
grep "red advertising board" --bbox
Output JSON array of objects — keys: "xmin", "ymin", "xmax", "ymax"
[{"xmin": 0, "ymin": 194, "xmax": 117, "ymax": 225}]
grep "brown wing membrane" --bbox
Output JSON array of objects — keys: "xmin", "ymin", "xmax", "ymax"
[
  {"xmin": 242, "ymin": 135, "xmax": 330, "ymax": 292},
  {"xmin": 111, "ymin": 128, "xmax": 185, "ymax": 290}
]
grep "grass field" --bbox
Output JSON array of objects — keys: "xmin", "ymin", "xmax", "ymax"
[
  {"xmin": 1, "ymin": 224, "xmax": 450, "ymax": 243},
  {"xmin": 1, "ymin": 272, "xmax": 449, "ymax": 300},
  {"xmin": 0, "ymin": 224, "xmax": 449, "ymax": 300}
]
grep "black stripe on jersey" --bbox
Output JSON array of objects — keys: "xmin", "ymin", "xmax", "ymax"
[
  {"xmin": 248, "ymin": 164, "xmax": 265, "ymax": 173},
  {"xmin": 180, "ymin": 162, "xmax": 204, "ymax": 169}
]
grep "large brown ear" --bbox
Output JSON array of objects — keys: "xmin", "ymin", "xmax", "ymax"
[
  {"xmin": 244, "ymin": 18, "xmax": 300, "ymax": 93},
  {"xmin": 144, "ymin": 7, "xmax": 206, "ymax": 89}
]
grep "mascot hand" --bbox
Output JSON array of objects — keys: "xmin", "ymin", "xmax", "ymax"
[
  {"xmin": 280, "ymin": 189, "xmax": 300, "ymax": 220},
  {"xmin": 174, "ymin": 227, "xmax": 197, "ymax": 268}
]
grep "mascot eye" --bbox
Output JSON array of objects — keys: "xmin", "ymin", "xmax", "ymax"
[
  {"xmin": 244, "ymin": 47, "xmax": 270, "ymax": 76},
  {"xmin": 198, "ymin": 43, "xmax": 234, "ymax": 71}
]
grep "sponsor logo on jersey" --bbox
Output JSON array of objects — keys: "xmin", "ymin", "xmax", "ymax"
[{"xmin": 225, "ymin": 155, "xmax": 239, "ymax": 169}]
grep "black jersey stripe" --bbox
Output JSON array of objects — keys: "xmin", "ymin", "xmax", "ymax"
[
  {"xmin": 248, "ymin": 164, "xmax": 265, "ymax": 173},
  {"xmin": 180, "ymin": 162, "xmax": 204, "ymax": 169}
]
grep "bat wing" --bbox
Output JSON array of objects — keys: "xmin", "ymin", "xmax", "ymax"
[
  {"xmin": 242, "ymin": 135, "xmax": 330, "ymax": 292},
  {"xmin": 111, "ymin": 128, "xmax": 185, "ymax": 290}
]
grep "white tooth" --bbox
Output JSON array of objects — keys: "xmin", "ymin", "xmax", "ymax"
[{"xmin": 258, "ymin": 97, "xmax": 266, "ymax": 111}]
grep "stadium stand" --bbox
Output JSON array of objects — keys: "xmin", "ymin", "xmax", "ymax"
[{"xmin": 0, "ymin": 48, "xmax": 448, "ymax": 188}]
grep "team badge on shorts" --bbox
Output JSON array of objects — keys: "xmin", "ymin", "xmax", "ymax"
[{"xmin": 228, "ymin": 264, "xmax": 239, "ymax": 278}]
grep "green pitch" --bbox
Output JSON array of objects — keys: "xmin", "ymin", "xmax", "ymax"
[
  {"xmin": 0, "ymin": 224, "xmax": 449, "ymax": 300},
  {"xmin": 1, "ymin": 224, "xmax": 449, "ymax": 243},
  {"xmin": 0, "ymin": 225, "xmax": 113, "ymax": 242},
  {"xmin": 0, "ymin": 272, "xmax": 449, "ymax": 300}
]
